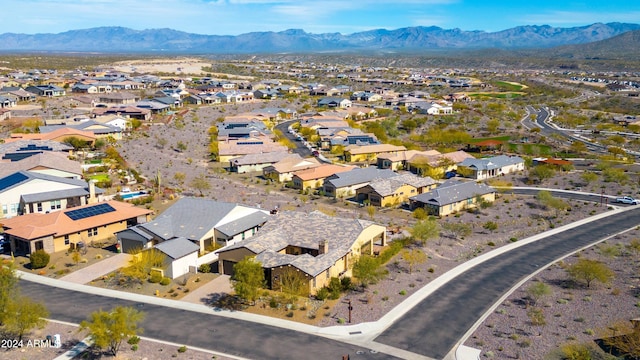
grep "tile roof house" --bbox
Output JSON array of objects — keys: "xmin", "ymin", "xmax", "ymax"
[
  {"xmin": 317, "ymin": 97, "xmax": 352, "ymax": 109},
  {"xmin": 457, "ymin": 155, "xmax": 525, "ymax": 180},
  {"xmin": 344, "ymin": 144, "xmax": 407, "ymax": 163},
  {"xmin": 409, "ymin": 179, "xmax": 496, "ymax": 217},
  {"xmin": 5, "ymin": 128, "xmax": 97, "ymax": 146},
  {"xmin": 291, "ymin": 164, "xmax": 356, "ymax": 191},
  {"xmin": 216, "ymin": 211, "xmax": 387, "ymax": 295},
  {"xmin": 0, "ymin": 152, "xmax": 82, "ymax": 179},
  {"xmin": 229, "ymin": 151, "xmax": 292, "ymax": 174},
  {"xmin": 377, "ymin": 149, "xmax": 441, "ymax": 171},
  {"xmin": 355, "ymin": 173, "xmax": 437, "ymax": 207},
  {"xmin": 217, "ymin": 136, "xmax": 288, "ymax": 163},
  {"xmin": 263, "ymin": 155, "xmax": 322, "ymax": 183},
  {"xmin": 0, "ymin": 170, "xmax": 104, "ymax": 218},
  {"xmin": 0, "ymin": 140, "xmax": 74, "ymax": 161},
  {"xmin": 116, "ymin": 197, "xmax": 270, "ymax": 254},
  {"xmin": 407, "ymin": 150, "xmax": 475, "ymax": 178},
  {"xmin": 2, "ymin": 200, "xmax": 152, "ymax": 255},
  {"xmin": 323, "ymin": 167, "xmax": 398, "ymax": 199},
  {"xmin": 39, "ymin": 120, "xmax": 123, "ymax": 140},
  {"xmin": 25, "ymin": 85, "xmax": 66, "ymax": 97}
]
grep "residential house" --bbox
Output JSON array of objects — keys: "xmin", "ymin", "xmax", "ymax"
[
  {"xmin": 406, "ymin": 150, "xmax": 475, "ymax": 178},
  {"xmin": 39, "ymin": 120, "xmax": 123, "ymax": 141},
  {"xmin": 409, "ymin": 101, "xmax": 453, "ymax": 115},
  {"xmin": 344, "ymin": 144, "xmax": 407, "ymax": 163},
  {"xmin": 0, "ymin": 152, "xmax": 82, "ymax": 179},
  {"xmin": 98, "ymin": 93, "xmax": 139, "ymax": 105},
  {"xmin": 154, "ymin": 237, "xmax": 201, "ymax": 279},
  {"xmin": 25, "ymin": 85, "xmax": 66, "ymax": 97},
  {"xmin": 253, "ymin": 89, "xmax": 279, "ymax": 100},
  {"xmin": 0, "ymin": 140, "xmax": 74, "ymax": 161},
  {"xmin": 291, "ymin": 164, "xmax": 355, "ymax": 191},
  {"xmin": 71, "ymin": 83, "xmax": 98, "ymax": 94},
  {"xmin": 317, "ymin": 97, "xmax": 352, "ymax": 109},
  {"xmin": 0, "ymin": 95, "xmax": 17, "ymax": 108},
  {"xmin": 0, "ymin": 170, "xmax": 104, "ymax": 218},
  {"xmin": 251, "ymin": 108, "xmax": 297, "ymax": 122},
  {"xmin": 350, "ymin": 91, "xmax": 382, "ymax": 102},
  {"xmin": 377, "ymin": 150, "xmax": 441, "ymax": 171},
  {"xmin": 217, "ymin": 136, "xmax": 288, "ymax": 163},
  {"xmin": 116, "ymin": 198, "xmax": 269, "ymax": 254},
  {"xmin": 0, "ymin": 87, "xmax": 37, "ymax": 102},
  {"xmin": 323, "ymin": 167, "xmax": 397, "ymax": 199},
  {"xmin": 216, "ymin": 210, "xmax": 387, "ymax": 295},
  {"xmin": 457, "ymin": 155, "xmax": 525, "ymax": 180},
  {"xmin": 2, "ymin": 200, "xmax": 152, "ymax": 255},
  {"xmin": 92, "ymin": 105, "xmax": 151, "ymax": 121},
  {"xmin": 5, "ymin": 128, "xmax": 96, "ymax": 147},
  {"xmin": 0, "ymin": 108, "xmax": 10, "ymax": 121},
  {"xmin": 355, "ymin": 173, "xmax": 437, "ymax": 207},
  {"xmin": 263, "ymin": 155, "xmax": 322, "ymax": 183},
  {"xmin": 409, "ymin": 179, "xmax": 496, "ymax": 217},
  {"xmin": 230, "ymin": 151, "xmax": 292, "ymax": 174}
]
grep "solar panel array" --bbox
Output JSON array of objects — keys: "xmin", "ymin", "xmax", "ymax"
[
  {"xmin": 0, "ymin": 172, "xmax": 29, "ymax": 191},
  {"xmin": 65, "ymin": 203, "xmax": 116, "ymax": 221}
]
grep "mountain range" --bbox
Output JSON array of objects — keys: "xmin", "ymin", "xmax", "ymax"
[{"xmin": 0, "ymin": 22, "xmax": 639, "ymax": 53}]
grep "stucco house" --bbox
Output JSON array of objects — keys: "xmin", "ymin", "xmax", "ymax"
[
  {"xmin": 263, "ymin": 155, "xmax": 322, "ymax": 183},
  {"xmin": 457, "ymin": 155, "xmax": 525, "ymax": 180},
  {"xmin": 323, "ymin": 167, "xmax": 398, "ymax": 199},
  {"xmin": 216, "ymin": 211, "xmax": 387, "ymax": 295},
  {"xmin": 154, "ymin": 237, "xmax": 200, "ymax": 279},
  {"xmin": 229, "ymin": 151, "xmax": 292, "ymax": 174},
  {"xmin": 291, "ymin": 164, "xmax": 355, "ymax": 191},
  {"xmin": 317, "ymin": 97, "xmax": 352, "ymax": 109},
  {"xmin": 409, "ymin": 179, "xmax": 496, "ymax": 217},
  {"xmin": 2, "ymin": 200, "xmax": 152, "ymax": 255},
  {"xmin": 344, "ymin": 144, "xmax": 407, "ymax": 163},
  {"xmin": 116, "ymin": 198, "xmax": 269, "ymax": 254},
  {"xmin": 0, "ymin": 171, "xmax": 104, "ymax": 218},
  {"xmin": 355, "ymin": 173, "xmax": 437, "ymax": 207}
]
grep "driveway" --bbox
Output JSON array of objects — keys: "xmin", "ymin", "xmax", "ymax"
[
  {"xmin": 59, "ymin": 253, "xmax": 132, "ymax": 284},
  {"xmin": 181, "ymin": 274, "xmax": 233, "ymax": 305}
]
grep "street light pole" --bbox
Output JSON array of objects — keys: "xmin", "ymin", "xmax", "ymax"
[{"xmin": 348, "ymin": 299, "xmax": 353, "ymax": 324}]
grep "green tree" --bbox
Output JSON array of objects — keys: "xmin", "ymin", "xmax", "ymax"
[
  {"xmin": 580, "ymin": 171, "xmax": 598, "ymax": 185},
  {"xmin": 62, "ymin": 136, "xmax": 88, "ymax": 150},
  {"xmin": 72, "ymin": 250, "xmax": 82, "ymax": 266},
  {"xmin": 441, "ymin": 222, "xmax": 472, "ymax": 240},
  {"xmin": 528, "ymin": 165, "xmax": 555, "ymax": 184},
  {"xmin": 526, "ymin": 282, "xmax": 552, "ymax": 307},
  {"xmin": 557, "ymin": 342, "xmax": 594, "ymax": 360},
  {"xmin": 79, "ymin": 306, "xmax": 145, "ymax": 356},
  {"xmin": 607, "ymin": 146, "xmax": 626, "ymax": 159},
  {"xmin": 189, "ymin": 173, "xmax": 211, "ymax": 196},
  {"xmin": 231, "ymin": 257, "xmax": 265, "ymax": 305},
  {"xmin": 411, "ymin": 218, "xmax": 441, "ymax": 246},
  {"xmin": 276, "ymin": 267, "xmax": 309, "ymax": 297},
  {"xmin": 402, "ymin": 248, "xmax": 427, "ymax": 274},
  {"xmin": 601, "ymin": 319, "xmax": 640, "ymax": 359},
  {"xmin": 3, "ymin": 296, "xmax": 48, "ymax": 341},
  {"xmin": 352, "ymin": 255, "xmax": 385, "ymax": 286},
  {"xmin": 536, "ymin": 190, "xmax": 569, "ymax": 217},
  {"xmin": 122, "ymin": 248, "xmax": 165, "ymax": 281},
  {"xmin": 567, "ymin": 258, "xmax": 614, "ymax": 288},
  {"xmin": 569, "ymin": 141, "xmax": 588, "ymax": 155},
  {"xmin": 412, "ymin": 207, "xmax": 428, "ymax": 220},
  {"xmin": 0, "ymin": 261, "xmax": 19, "ymax": 324},
  {"xmin": 29, "ymin": 249, "xmax": 50, "ymax": 269}
]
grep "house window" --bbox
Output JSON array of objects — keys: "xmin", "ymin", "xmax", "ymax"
[
  {"xmin": 37, "ymin": 202, "xmax": 43, "ymax": 212},
  {"xmin": 50, "ymin": 200, "xmax": 62, "ymax": 210},
  {"xmin": 9, "ymin": 203, "xmax": 18, "ymax": 214},
  {"xmin": 326, "ymin": 269, "xmax": 330, "ymax": 278},
  {"xmin": 87, "ymin": 227, "xmax": 98, "ymax": 237},
  {"xmin": 242, "ymin": 232, "xmax": 245, "ymax": 240},
  {"xmin": 64, "ymin": 235, "xmax": 70, "ymax": 245},
  {"xmin": 2, "ymin": 205, "xmax": 6, "ymax": 215}
]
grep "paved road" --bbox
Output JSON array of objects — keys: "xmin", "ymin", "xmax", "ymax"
[
  {"xmin": 505, "ymin": 187, "xmax": 623, "ymax": 206},
  {"xmin": 374, "ymin": 206, "xmax": 640, "ymax": 359},
  {"xmin": 20, "ymin": 281, "xmax": 400, "ymax": 360},
  {"xmin": 275, "ymin": 119, "xmax": 312, "ymax": 158}
]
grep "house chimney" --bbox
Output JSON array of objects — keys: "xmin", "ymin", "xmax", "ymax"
[
  {"xmin": 318, "ymin": 240, "xmax": 329, "ymax": 255},
  {"xmin": 88, "ymin": 180, "xmax": 97, "ymax": 204}
]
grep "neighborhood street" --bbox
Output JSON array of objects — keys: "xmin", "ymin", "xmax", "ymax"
[{"xmin": 374, "ymin": 206, "xmax": 640, "ymax": 359}]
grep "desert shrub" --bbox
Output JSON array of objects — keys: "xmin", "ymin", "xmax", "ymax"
[
  {"xmin": 30, "ymin": 250, "xmax": 50, "ymax": 269},
  {"xmin": 340, "ymin": 277, "xmax": 352, "ymax": 291},
  {"xmin": 160, "ymin": 277, "xmax": 171, "ymax": 286},
  {"xmin": 198, "ymin": 263, "xmax": 211, "ymax": 273},
  {"xmin": 130, "ymin": 344, "xmax": 138, "ymax": 351},
  {"xmin": 286, "ymin": 312, "xmax": 294, "ymax": 318},
  {"xmin": 178, "ymin": 346, "xmax": 187, "ymax": 353},
  {"xmin": 269, "ymin": 297, "xmax": 279, "ymax": 308},
  {"xmin": 127, "ymin": 336, "xmax": 140, "ymax": 345},
  {"xmin": 399, "ymin": 290, "xmax": 407, "ymax": 296},
  {"xmin": 148, "ymin": 271, "xmax": 162, "ymax": 283},
  {"xmin": 316, "ymin": 287, "xmax": 330, "ymax": 301}
]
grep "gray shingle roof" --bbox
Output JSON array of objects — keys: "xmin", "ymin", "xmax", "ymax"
[
  {"xmin": 367, "ymin": 173, "xmax": 436, "ymax": 197},
  {"xmin": 409, "ymin": 179, "xmax": 496, "ymax": 206},
  {"xmin": 138, "ymin": 198, "xmax": 266, "ymax": 241},
  {"xmin": 216, "ymin": 211, "xmax": 270, "ymax": 237},
  {"xmin": 20, "ymin": 186, "xmax": 104, "ymax": 203},
  {"xmin": 231, "ymin": 151, "xmax": 290, "ymax": 166},
  {"xmin": 459, "ymin": 155, "xmax": 524, "ymax": 171},
  {"xmin": 220, "ymin": 211, "xmax": 382, "ymax": 277},
  {"xmin": 155, "ymin": 237, "xmax": 200, "ymax": 260},
  {"xmin": 324, "ymin": 167, "xmax": 397, "ymax": 188}
]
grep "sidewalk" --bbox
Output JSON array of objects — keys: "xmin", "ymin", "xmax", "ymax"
[{"xmin": 59, "ymin": 253, "xmax": 132, "ymax": 284}]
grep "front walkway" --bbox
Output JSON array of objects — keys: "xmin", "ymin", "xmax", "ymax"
[
  {"xmin": 181, "ymin": 274, "xmax": 233, "ymax": 305},
  {"xmin": 59, "ymin": 253, "xmax": 132, "ymax": 284}
]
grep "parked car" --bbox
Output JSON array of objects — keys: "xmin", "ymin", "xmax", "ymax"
[{"xmin": 615, "ymin": 196, "xmax": 640, "ymax": 205}]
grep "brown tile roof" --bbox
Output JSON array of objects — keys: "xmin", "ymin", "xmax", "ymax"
[
  {"xmin": 292, "ymin": 164, "xmax": 355, "ymax": 181},
  {"xmin": 1, "ymin": 200, "xmax": 152, "ymax": 240},
  {"xmin": 265, "ymin": 155, "xmax": 321, "ymax": 174},
  {"xmin": 5, "ymin": 128, "xmax": 96, "ymax": 143},
  {"xmin": 345, "ymin": 144, "xmax": 407, "ymax": 155},
  {"xmin": 0, "ymin": 152, "xmax": 82, "ymax": 178}
]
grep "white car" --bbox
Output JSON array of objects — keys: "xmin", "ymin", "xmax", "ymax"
[{"xmin": 615, "ymin": 196, "xmax": 640, "ymax": 205}]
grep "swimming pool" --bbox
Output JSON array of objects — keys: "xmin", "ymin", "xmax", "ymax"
[{"xmin": 119, "ymin": 191, "xmax": 147, "ymax": 200}]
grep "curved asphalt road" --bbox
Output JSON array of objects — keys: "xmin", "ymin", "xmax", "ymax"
[
  {"xmin": 20, "ymin": 280, "xmax": 400, "ymax": 360},
  {"xmin": 374, "ymin": 206, "xmax": 640, "ymax": 359}
]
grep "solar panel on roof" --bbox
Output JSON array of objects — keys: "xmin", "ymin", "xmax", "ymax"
[
  {"xmin": 0, "ymin": 172, "xmax": 29, "ymax": 191},
  {"xmin": 65, "ymin": 203, "xmax": 116, "ymax": 221}
]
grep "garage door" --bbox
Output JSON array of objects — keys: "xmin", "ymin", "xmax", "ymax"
[
  {"xmin": 222, "ymin": 260, "xmax": 236, "ymax": 276},
  {"xmin": 121, "ymin": 238, "xmax": 145, "ymax": 253}
]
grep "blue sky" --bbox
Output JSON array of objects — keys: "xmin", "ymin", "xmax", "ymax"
[{"xmin": 3, "ymin": 0, "xmax": 639, "ymax": 35}]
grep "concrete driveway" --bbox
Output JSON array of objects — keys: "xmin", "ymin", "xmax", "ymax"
[
  {"xmin": 181, "ymin": 274, "xmax": 233, "ymax": 305},
  {"xmin": 59, "ymin": 253, "xmax": 132, "ymax": 284}
]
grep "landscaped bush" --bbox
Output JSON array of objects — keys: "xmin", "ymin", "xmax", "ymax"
[
  {"xmin": 198, "ymin": 263, "xmax": 211, "ymax": 273},
  {"xmin": 178, "ymin": 345, "xmax": 187, "ymax": 353},
  {"xmin": 160, "ymin": 277, "xmax": 171, "ymax": 286},
  {"xmin": 149, "ymin": 271, "xmax": 162, "ymax": 283},
  {"xmin": 30, "ymin": 249, "xmax": 50, "ymax": 269},
  {"xmin": 315, "ymin": 287, "xmax": 330, "ymax": 301}
]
